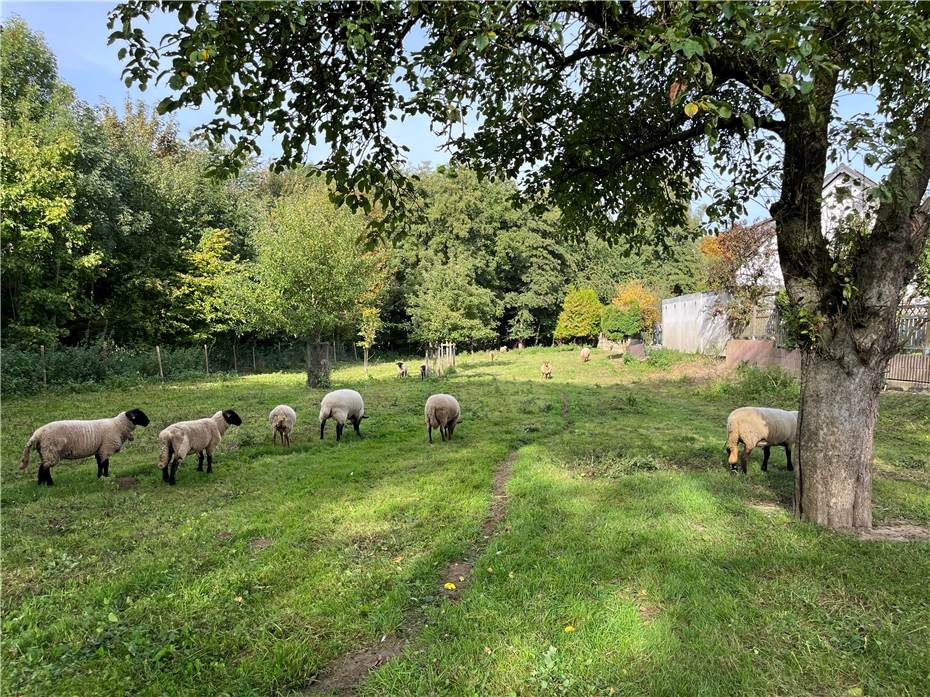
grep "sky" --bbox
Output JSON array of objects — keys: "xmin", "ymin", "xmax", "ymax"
[{"xmin": 3, "ymin": 1, "xmax": 886, "ymax": 223}]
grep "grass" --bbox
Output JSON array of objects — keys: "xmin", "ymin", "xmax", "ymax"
[{"xmin": 2, "ymin": 348, "xmax": 928, "ymax": 696}]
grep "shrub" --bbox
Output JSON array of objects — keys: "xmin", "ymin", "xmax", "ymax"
[
  {"xmin": 554, "ymin": 286, "xmax": 602, "ymax": 342},
  {"xmin": 601, "ymin": 304, "xmax": 641, "ymax": 341},
  {"xmin": 610, "ymin": 280, "xmax": 660, "ymax": 338}
]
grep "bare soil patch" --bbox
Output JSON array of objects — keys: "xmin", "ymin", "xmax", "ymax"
[
  {"xmin": 308, "ymin": 635, "xmax": 408, "ymax": 696},
  {"xmin": 853, "ymin": 522, "xmax": 930, "ymax": 542},
  {"xmin": 216, "ymin": 531, "xmax": 234, "ymax": 541},
  {"xmin": 248, "ymin": 537, "xmax": 273, "ymax": 551},
  {"xmin": 116, "ymin": 476, "xmax": 138, "ymax": 490}
]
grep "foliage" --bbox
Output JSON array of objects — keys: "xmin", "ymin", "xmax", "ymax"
[
  {"xmin": 0, "ymin": 16, "xmax": 58, "ymax": 121},
  {"xmin": 507, "ymin": 308, "xmax": 536, "ymax": 344},
  {"xmin": 611, "ymin": 279, "xmax": 661, "ymax": 336},
  {"xmin": 554, "ymin": 287, "xmax": 602, "ymax": 342},
  {"xmin": 407, "ymin": 258, "xmax": 502, "ymax": 345},
  {"xmin": 600, "ymin": 305, "xmax": 640, "ymax": 342}
]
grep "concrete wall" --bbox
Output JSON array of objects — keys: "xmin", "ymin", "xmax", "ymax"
[
  {"xmin": 724, "ymin": 339, "xmax": 801, "ymax": 376},
  {"xmin": 661, "ymin": 292, "xmax": 731, "ymax": 355}
]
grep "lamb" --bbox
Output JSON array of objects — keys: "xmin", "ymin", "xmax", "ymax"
[
  {"xmin": 425, "ymin": 393, "xmax": 461, "ymax": 443},
  {"xmin": 20, "ymin": 409, "xmax": 151, "ymax": 485},
  {"xmin": 319, "ymin": 389, "xmax": 366, "ymax": 441},
  {"xmin": 499, "ymin": 345, "xmax": 509, "ymax": 353},
  {"xmin": 269, "ymin": 404, "xmax": 297, "ymax": 446},
  {"xmin": 580, "ymin": 347, "xmax": 591, "ymax": 362},
  {"xmin": 726, "ymin": 407, "xmax": 798, "ymax": 474},
  {"xmin": 397, "ymin": 362, "xmax": 409, "ymax": 378},
  {"xmin": 541, "ymin": 361, "xmax": 553, "ymax": 379},
  {"xmin": 420, "ymin": 363, "xmax": 428, "ymax": 380},
  {"xmin": 158, "ymin": 410, "xmax": 242, "ymax": 485}
]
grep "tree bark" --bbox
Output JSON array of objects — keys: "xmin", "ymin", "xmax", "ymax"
[
  {"xmin": 305, "ymin": 335, "xmax": 331, "ymax": 387},
  {"xmin": 363, "ymin": 346, "xmax": 369, "ymax": 377}
]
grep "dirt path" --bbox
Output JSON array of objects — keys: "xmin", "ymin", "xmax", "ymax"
[{"xmin": 306, "ymin": 450, "xmax": 518, "ymax": 695}]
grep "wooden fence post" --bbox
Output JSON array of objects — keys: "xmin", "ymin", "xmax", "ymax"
[
  {"xmin": 252, "ymin": 344, "xmax": 257, "ymax": 372},
  {"xmin": 233, "ymin": 342, "xmax": 238, "ymax": 373},
  {"xmin": 156, "ymin": 345, "xmax": 165, "ymax": 380},
  {"xmin": 41, "ymin": 345, "xmax": 48, "ymax": 390},
  {"xmin": 203, "ymin": 344, "xmax": 209, "ymax": 375}
]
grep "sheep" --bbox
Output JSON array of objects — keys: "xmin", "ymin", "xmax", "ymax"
[
  {"xmin": 397, "ymin": 361, "xmax": 409, "ymax": 378},
  {"xmin": 425, "ymin": 393, "xmax": 461, "ymax": 443},
  {"xmin": 20, "ymin": 409, "xmax": 151, "ymax": 485},
  {"xmin": 726, "ymin": 407, "xmax": 798, "ymax": 474},
  {"xmin": 420, "ymin": 363, "xmax": 428, "ymax": 380},
  {"xmin": 499, "ymin": 345, "xmax": 509, "ymax": 353},
  {"xmin": 541, "ymin": 361, "xmax": 553, "ymax": 379},
  {"xmin": 269, "ymin": 404, "xmax": 297, "ymax": 446},
  {"xmin": 580, "ymin": 347, "xmax": 591, "ymax": 362},
  {"xmin": 319, "ymin": 389, "xmax": 366, "ymax": 441},
  {"xmin": 158, "ymin": 410, "xmax": 242, "ymax": 485},
  {"xmin": 489, "ymin": 351, "xmax": 496, "ymax": 362}
]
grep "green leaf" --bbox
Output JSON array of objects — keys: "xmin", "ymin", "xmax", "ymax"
[
  {"xmin": 475, "ymin": 33, "xmax": 489, "ymax": 52},
  {"xmin": 681, "ymin": 39, "xmax": 703, "ymax": 59},
  {"xmin": 740, "ymin": 113, "xmax": 755, "ymax": 130},
  {"xmin": 778, "ymin": 73, "xmax": 794, "ymax": 89}
]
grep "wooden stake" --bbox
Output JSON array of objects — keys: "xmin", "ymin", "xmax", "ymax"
[
  {"xmin": 41, "ymin": 345, "xmax": 47, "ymax": 389},
  {"xmin": 204, "ymin": 344, "xmax": 209, "ymax": 374},
  {"xmin": 233, "ymin": 342, "xmax": 238, "ymax": 373},
  {"xmin": 252, "ymin": 344, "xmax": 257, "ymax": 372},
  {"xmin": 156, "ymin": 345, "xmax": 165, "ymax": 380}
]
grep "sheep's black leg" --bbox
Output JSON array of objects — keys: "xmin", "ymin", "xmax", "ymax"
[
  {"xmin": 285, "ymin": 432, "xmax": 290, "ymax": 447},
  {"xmin": 447, "ymin": 422, "xmax": 455, "ymax": 441},
  {"xmin": 761, "ymin": 446, "xmax": 770, "ymax": 472},
  {"xmin": 206, "ymin": 453, "xmax": 213, "ymax": 473},
  {"xmin": 320, "ymin": 421, "xmax": 326, "ymax": 440},
  {"xmin": 162, "ymin": 464, "xmax": 170, "ymax": 482},
  {"xmin": 428, "ymin": 425, "xmax": 433, "ymax": 443},
  {"xmin": 103, "ymin": 459, "xmax": 110, "ymax": 477},
  {"xmin": 197, "ymin": 452, "xmax": 204, "ymax": 472},
  {"xmin": 352, "ymin": 417, "xmax": 361, "ymax": 437},
  {"xmin": 740, "ymin": 447, "xmax": 751, "ymax": 474},
  {"xmin": 96, "ymin": 454, "xmax": 104, "ymax": 478},
  {"xmin": 336, "ymin": 422, "xmax": 344, "ymax": 441},
  {"xmin": 38, "ymin": 465, "xmax": 49, "ymax": 485},
  {"xmin": 41, "ymin": 466, "xmax": 54, "ymax": 486},
  {"xmin": 440, "ymin": 425, "xmax": 447, "ymax": 442},
  {"xmin": 169, "ymin": 458, "xmax": 179, "ymax": 485},
  {"xmin": 785, "ymin": 446, "xmax": 793, "ymax": 471}
]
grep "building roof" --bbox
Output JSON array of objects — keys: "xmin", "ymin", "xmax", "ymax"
[{"xmin": 823, "ymin": 164, "xmax": 878, "ymax": 191}]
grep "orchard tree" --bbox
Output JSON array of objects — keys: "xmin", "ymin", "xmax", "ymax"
[{"xmin": 111, "ymin": 2, "xmax": 930, "ymax": 530}]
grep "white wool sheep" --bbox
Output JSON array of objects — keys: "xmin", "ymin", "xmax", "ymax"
[
  {"xmin": 397, "ymin": 362, "xmax": 409, "ymax": 378},
  {"xmin": 319, "ymin": 389, "xmax": 366, "ymax": 441},
  {"xmin": 580, "ymin": 347, "xmax": 591, "ymax": 362},
  {"xmin": 20, "ymin": 409, "xmax": 151, "ymax": 485},
  {"xmin": 499, "ymin": 345, "xmax": 509, "ymax": 353},
  {"xmin": 425, "ymin": 393, "xmax": 460, "ymax": 443},
  {"xmin": 726, "ymin": 407, "xmax": 798, "ymax": 473},
  {"xmin": 269, "ymin": 405, "xmax": 297, "ymax": 446},
  {"xmin": 158, "ymin": 410, "xmax": 242, "ymax": 485},
  {"xmin": 541, "ymin": 361, "xmax": 553, "ymax": 380}
]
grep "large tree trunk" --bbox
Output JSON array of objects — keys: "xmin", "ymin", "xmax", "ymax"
[
  {"xmin": 305, "ymin": 335, "xmax": 331, "ymax": 388},
  {"xmin": 796, "ymin": 348, "xmax": 883, "ymax": 529}
]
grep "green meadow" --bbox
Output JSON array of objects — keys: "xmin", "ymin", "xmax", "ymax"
[{"xmin": 2, "ymin": 348, "xmax": 928, "ymax": 696}]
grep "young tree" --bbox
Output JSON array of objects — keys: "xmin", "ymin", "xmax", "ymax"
[
  {"xmin": 554, "ymin": 287, "xmax": 602, "ymax": 343},
  {"xmin": 237, "ymin": 181, "xmax": 376, "ymax": 387},
  {"xmin": 113, "ymin": 2, "xmax": 930, "ymax": 530},
  {"xmin": 611, "ymin": 280, "xmax": 661, "ymax": 339}
]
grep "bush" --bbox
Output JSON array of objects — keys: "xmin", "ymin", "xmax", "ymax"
[
  {"xmin": 601, "ymin": 304, "xmax": 641, "ymax": 341},
  {"xmin": 611, "ymin": 279, "xmax": 660, "ymax": 337},
  {"xmin": 554, "ymin": 287, "xmax": 602, "ymax": 342},
  {"xmin": 707, "ymin": 363, "xmax": 799, "ymax": 404}
]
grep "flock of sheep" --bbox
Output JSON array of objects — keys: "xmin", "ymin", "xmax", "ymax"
[
  {"xmin": 18, "ymin": 348, "xmax": 798, "ymax": 486},
  {"xmin": 19, "ymin": 388, "xmax": 461, "ymax": 486}
]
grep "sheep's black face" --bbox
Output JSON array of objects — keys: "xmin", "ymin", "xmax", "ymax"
[
  {"xmin": 223, "ymin": 409, "xmax": 243, "ymax": 426},
  {"xmin": 126, "ymin": 409, "xmax": 151, "ymax": 427}
]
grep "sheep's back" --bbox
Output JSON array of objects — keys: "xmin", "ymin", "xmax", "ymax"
[
  {"xmin": 425, "ymin": 394, "xmax": 460, "ymax": 426},
  {"xmin": 161, "ymin": 418, "xmax": 218, "ymax": 451},
  {"xmin": 269, "ymin": 405, "xmax": 297, "ymax": 429},
  {"xmin": 728, "ymin": 407, "xmax": 797, "ymax": 447},
  {"xmin": 320, "ymin": 390, "xmax": 364, "ymax": 422},
  {"xmin": 37, "ymin": 419, "xmax": 112, "ymax": 459}
]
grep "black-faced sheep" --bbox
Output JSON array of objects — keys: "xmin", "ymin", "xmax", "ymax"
[
  {"xmin": 425, "ymin": 393, "xmax": 460, "ymax": 443},
  {"xmin": 319, "ymin": 389, "xmax": 366, "ymax": 441},
  {"xmin": 158, "ymin": 410, "xmax": 242, "ymax": 485},
  {"xmin": 269, "ymin": 405, "xmax": 297, "ymax": 446},
  {"xmin": 726, "ymin": 406, "xmax": 798, "ymax": 474},
  {"xmin": 20, "ymin": 409, "xmax": 151, "ymax": 485},
  {"xmin": 397, "ymin": 361, "xmax": 409, "ymax": 378}
]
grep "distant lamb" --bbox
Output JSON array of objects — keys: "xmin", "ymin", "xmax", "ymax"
[
  {"xmin": 425, "ymin": 393, "xmax": 460, "ymax": 443},
  {"xmin": 397, "ymin": 362, "xmax": 409, "ymax": 378},
  {"xmin": 726, "ymin": 407, "xmax": 797, "ymax": 473},
  {"xmin": 20, "ymin": 409, "xmax": 151, "ymax": 485},
  {"xmin": 420, "ymin": 363, "xmax": 428, "ymax": 380},
  {"xmin": 580, "ymin": 347, "xmax": 591, "ymax": 362},
  {"xmin": 158, "ymin": 410, "xmax": 242, "ymax": 485},
  {"xmin": 269, "ymin": 404, "xmax": 297, "ymax": 446},
  {"xmin": 319, "ymin": 389, "xmax": 366, "ymax": 441},
  {"xmin": 541, "ymin": 361, "xmax": 553, "ymax": 379}
]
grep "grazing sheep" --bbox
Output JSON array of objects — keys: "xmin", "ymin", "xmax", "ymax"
[
  {"xmin": 499, "ymin": 345, "xmax": 509, "ymax": 353},
  {"xmin": 20, "ymin": 409, "xmax": 151, "ymax": 485},
  {"xmin": 319, "ymin": 389, "xmax": 366, "ymax": 441},
  {"xmin": 158, "ymin": 410, "xmax": 242, "ymax": 485},
  {"xmin": 726, "ymin": 407, "xmax": 798, "ymax": 474},
  {"xmin": 425, "ymin": 393, "xmax": 461, "ymax": 443},
  {"xmin": 269, "ymin": 404, "xmax": 297, "ymax": 446},
  {"xmin": 397, "ymin": 361, "xmax": 409, "ymax": 378},
  {"xmin": 580, "ymin": 347, "xmax": 591, "ymax": 362},
  {"xmin": 541, "ymin": 361, "xmax": 553, "ymax": 380},
  {"xmin": 420, "ymin": 363, "xmax": 428, "ymax": 380}
]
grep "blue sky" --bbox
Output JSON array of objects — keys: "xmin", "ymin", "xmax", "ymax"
[{"xmin": 4, "ymin": 2, "xmax": 885, "ymax": 222}]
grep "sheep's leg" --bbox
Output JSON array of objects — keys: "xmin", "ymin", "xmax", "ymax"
[
  {"xmin": 102, "ymin": 459, "xmax": 110, "ymax": 477},
  {"xmin": 428, "ymin": 425, "xmax": 433, "ymax": 443},
  {"xmin": 273, "ymin": 430, "xmax": 278, "ymax": 446},
  {"xmin": 740, "ymin": 446, "xmax": 751, "ymax": 474},
  {"xmin": 320, "ymin": 421, "xmax": 326, "ymax": 440},
  {"xmin": 206, "ymin": 452, "xmax": 213, "ymax": 473},
  {"xmin": 785, "ymin": 446, "xmax": 793, "ymax": 471},
  {"xmin": 285, "ymin": 432, "xmax": 290, "ymax": 447},
  {"xmin": 352, "ymin": 417, "xmax": 362, "ymax": 437},
  {"xmin": 162, "ymin": 463, "xmax": 170, "ymax": 482},
  {"xmin": 169, "ymin": 457, "xmax": 180, "ymax": 485},
  {"xmin": 96, "ymin": 454, "xmax": 104, "ymax": 478},
  {"xmin": 447, "ymin": 422, "xmax": 455, "ymax": 440},
  {"xmin": 197, "ymin": 452, "xmax": 204, "ymax": 472},
  {"xmin": 761, "ymin": 446, "xmax": 770, "ymax": 472},
  {"xmin": 38, "ymin": 464, "xmax": 49, "ymax": 485},
  {"xmin": 43, "ymin": 466, "xmax": 54, "ymax": 486},
  {"xmin": 336, "ymin": 422, "xmax": 344, "ymax": 441}
]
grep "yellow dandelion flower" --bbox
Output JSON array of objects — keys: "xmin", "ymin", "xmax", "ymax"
[
  {"xmin": 443, "ymin": 582, "xmax": 457, "ymax": 590},
  {"xmin": 563, "ymin": 625, "xmax": 575, "ymax": 633}
]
